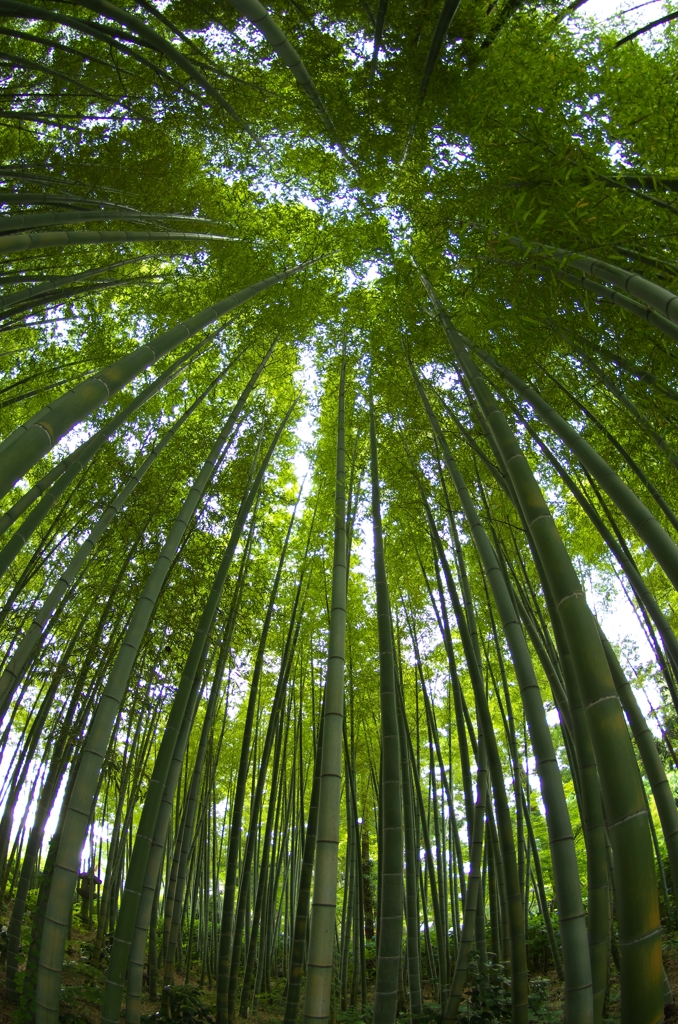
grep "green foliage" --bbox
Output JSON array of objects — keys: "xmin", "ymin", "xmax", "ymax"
[{"xmin": 142, "ymin": 985, "xmax": 216, "ymax": 1024}]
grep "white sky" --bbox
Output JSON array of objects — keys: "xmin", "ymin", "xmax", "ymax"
[{"xmin": 572, "ymin": 0, "xmax": 671, "ymax": 36}]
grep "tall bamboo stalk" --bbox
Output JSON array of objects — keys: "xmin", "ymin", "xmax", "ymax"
[
  {"xmin": 370, "ymin": 402, "xmax": 403, "ymax": 1024},
  {"xmin": 303, "ymin": 359, "xmax": 347, "ymax": 1024}
]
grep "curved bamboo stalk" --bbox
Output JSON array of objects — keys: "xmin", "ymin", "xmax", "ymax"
[
  {"xmin": 437, "ymin": 315, "xmax": 613, "ymax": 1017},
  {"xmin": 0, "ymin": 0, "xmax": 188, "ymax": 82},
  {"xmin": 525, "ymin": 357, "xmax": 678, "ymax": 540},
  {"xmin": 0, "ymin": 226, "xmax": 233, "ymax": 258},
  {"xmin": 569, "ymin": 344, "xmax": 678, "ymax": 471},
  {"xmin": 84, "ymin": 0, "xmax": 251, "ymax": 128},
  {"xmin": 0, "ymin": 49, "xmax": 115, "ymax": 98},
  {"xmin": 0, "ymin": 254, "xmax": 164, "ymax": 314},
  {"xmin": 225, "ymin": 0, "xmax": 344, "ymax": 152},
  {"xmin": 0, "ymin": 207, "xmax": 217, "ymax": 234},
  {"xmin": 521, "ymin": 420, "xmax": 678, "ymax": 706},
  {"xmin": 2, "ymin": 0, "xmax": 250, "ymax": 130},
  {"xmin": 510, "ymin": 236, "xmax": 678, "ymax": 327},
  {"xmin": 0, "ymin": 261, "xmax": 309, "ymax": 499},
  {"xmin": 550, "ymin": 266, "xmax": 678, "ymax": 347},
  {"xmin": 0, "ymin": 362, "xmax": 227, "ymax": 715},
  {"xmin": 0, "ymin": 617, "xmax": 85, "ymax": 881},
  {"xmin": 0, "ymin": 276, "xmax": 162, "ymax": 324},
  {"xmin": 471, "ymin": 343, "xmax": 678, "ymax": 596},
  {"xmin": 0, "ymin": 28, "xmax": 137, "ymax": 78},
  {"xmin": 0, "ymin": 335, "xmax": 208, "ymax": 538}
]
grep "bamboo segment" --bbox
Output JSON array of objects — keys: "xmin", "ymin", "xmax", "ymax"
[
  {"xmin": 303, "ymin": 360, "xmax": 347, "ymax": 1024},
  {"xmin": 600, "ymin": 630, "xmax": 678, "ymax": 899},
  {"xmin": 0, "ymin": 338, "xmax": 206, "ymax": 537},
  {"xmin": 0, "ymin": 227, "xmax": 232, "ymax": 257},
  {"xmin": 509, "ymin": 236, "xmax": 678, "ymax": 326},
  {"xmin": 516, "ymin": 420, "xmax": 678, "ymax": 688},
  {"xmin": 0, "ymin": 339, "xmax": 211, "ymax": 573},
  {"xmin": 0, "ymin": 208, "xmax": 223, "ymax": 234},
  {"xmin": 442, "ymin": 738, "xmax": 487, "ymax": 1023},
  {"xmin": 226, "ymin": 0, "xmax": 340, "ymax": 144},
  {"xmin": 76, "ymin": 0, "xmax": 251, "ymax": 127}
]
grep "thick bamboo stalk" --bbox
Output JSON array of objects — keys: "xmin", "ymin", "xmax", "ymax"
[
  {"xmin": 600, "ymin": 629, "xmax": 678, "ymax": 900},
  {"xmin": 0, "ymin": 337, "xmax": 207, "ymax": 540},
  {"xmin": 510, "ymin": 236, "xmax": 678, "ymax": 326},
  {"xmin": 0, "ymin": 226, "xmax": 232, "ymax": 259},
  {"xmin": 426, "ymin": 297, "xmax": 663, "ymax": 1024},
  {"xmin": 225, "ymin": 0, "xmax": 341, "ymax": 146},
  {"xmin": 216, "ymin": 479, "xmax": 298, "ymax": 1023},
  {"xmin": 302, "ymin": 360, "xmax": 347, "ymax": 1024}
]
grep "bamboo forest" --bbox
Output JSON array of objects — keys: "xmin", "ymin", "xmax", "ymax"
[{"xmin": 4, "ymin": 0, "xmax": 678, "ymax": 1022}]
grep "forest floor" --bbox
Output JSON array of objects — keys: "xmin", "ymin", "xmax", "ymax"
[{"xmin": 1, "ymin": 916, "xmax": 678, "ymax": 1023}]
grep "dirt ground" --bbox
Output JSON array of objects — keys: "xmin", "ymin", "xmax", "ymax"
[{"xmin": 1, "ymin": 921, "xmax": 678, "ymax": 1023}]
